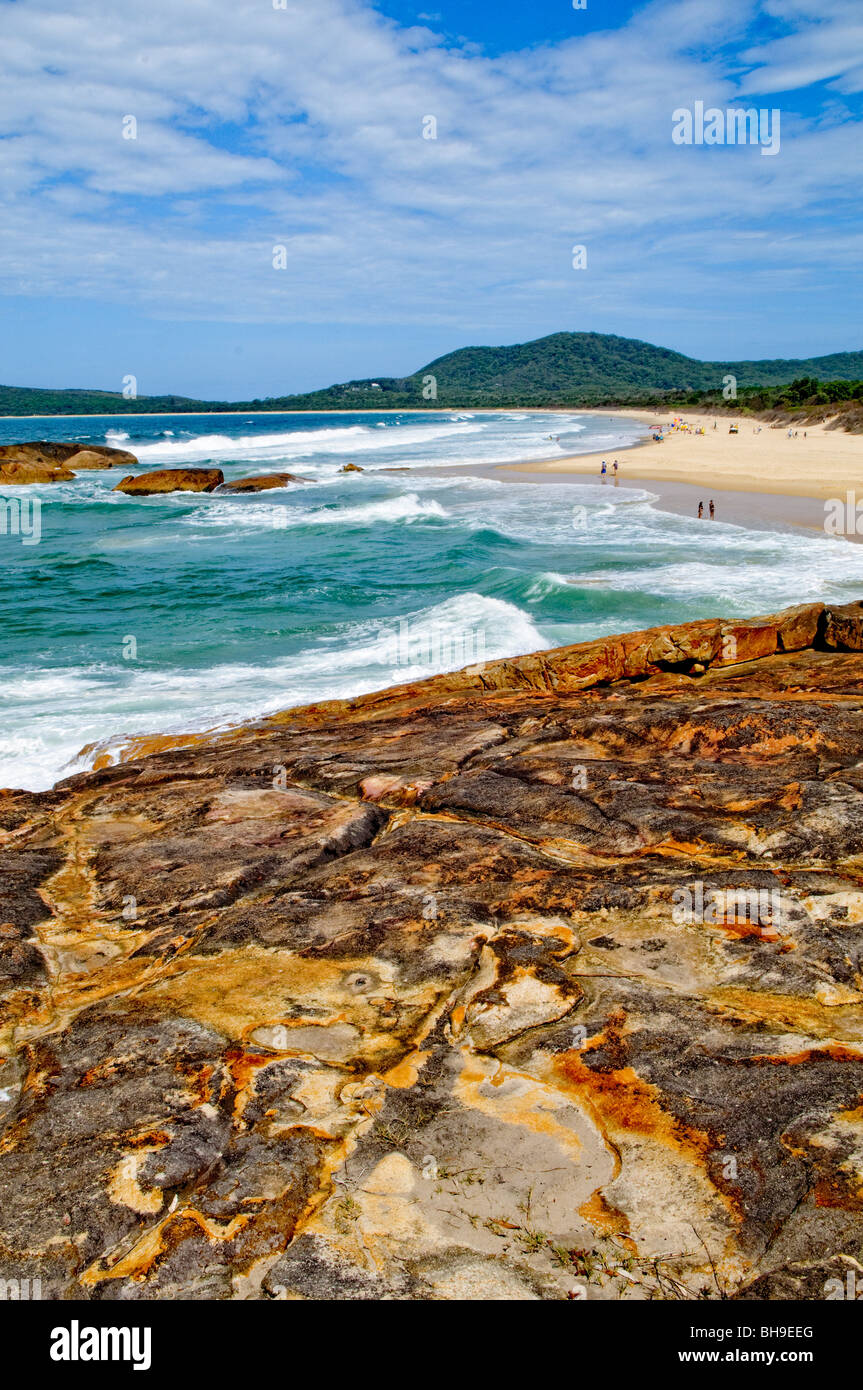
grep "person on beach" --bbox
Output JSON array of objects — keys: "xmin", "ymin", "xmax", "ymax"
[
  {"xmin": 600, "ymin": 461, "xmax": 607, "ymax": 477},
  {"xmin": 613, "ymin": 460, "xmax": 619, "ymax": 475},
  {"xmin": 709, "ymin": 499, "xmax": 715, "ymax": 519},
  {"xmin": 697, "ymin": 501, "xmax": 704, "ymax": 518}
]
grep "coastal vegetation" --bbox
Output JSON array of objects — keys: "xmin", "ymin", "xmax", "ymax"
[{"xmin": 2, "ymin": 332, "xmax": 863, "ymax": 417}]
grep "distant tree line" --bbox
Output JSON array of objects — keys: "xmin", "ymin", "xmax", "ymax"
[{"xmin": 3, "ymin": 332, "xmax": 862, "ymax": 416}]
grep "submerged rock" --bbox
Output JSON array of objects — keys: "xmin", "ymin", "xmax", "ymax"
[
  {"xmin": 113, "ymin": 467, "xmax": 224, "ymax": 495},
  {"xmin": 213, "ymin": 472, "xmax": 307, "ymax": 493},
  {"xmin": 2, "ymin": 599, "xmax": 863, "ymax": 1300}
]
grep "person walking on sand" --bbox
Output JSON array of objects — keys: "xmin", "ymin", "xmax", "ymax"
[
  {"xmin": 612, "ymin": 459, "xmax": 619, "ymax": 475},
  {"xmin": 709, "ymin": 499, "xmax": 715, "ymax": 519},
  {"xmin": 697, "ymin": 501, "xmax": 704, "ymax": 518},
  {"xmin": 600, "ymin": 461, "xmax": 607, "ymax": 478}
]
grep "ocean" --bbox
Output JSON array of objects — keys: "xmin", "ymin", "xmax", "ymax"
[{"xmin": 2, "ymin": 408, "xmax": 863, "ymax": 792}]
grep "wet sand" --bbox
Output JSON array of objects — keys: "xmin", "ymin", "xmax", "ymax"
[
  {"xmin": 509, "ymin": 407, "xmax": 863, "ymax": 506},
  {"xmin": 492, "ymin": 465, "xmax": 839, "ymax": 536}
]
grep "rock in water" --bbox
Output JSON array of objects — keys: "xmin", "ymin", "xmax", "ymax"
[
  {"xmin": 339, "ymin": 462, "xmax": 364, "ymax": 473},
  {"xmin": 113, "ymin": 467, "xmax": 224, "ymax": 495},
  {"xmin": 0, "ymin": 459, "xmax": 77, "ymax": 484},
  {"xmin": 213, "ymin": 472, "xmax": 307, "ymax": 493},
  {"xmin": 2, "ymin": 600, "xmax": 863, "ymax": 1301},
  {"xmin": 0, "ymin": 439, "xmax": 137, "ymax": 484},
  {"xmin": 62, "ymin": 449, "xmax": 121, "ymax": 470}
]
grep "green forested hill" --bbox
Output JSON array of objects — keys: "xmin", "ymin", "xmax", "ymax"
[
  {"xmin": 411, "ymin": 333, "xmax": 863, "ymax": 400},
  {"xmin": 3, "ymin": 331, "xmax": 863, "ymax": 414},
  {"xmin": 0, "ymin": 385, "xmax": 199, "ymax": 416}
]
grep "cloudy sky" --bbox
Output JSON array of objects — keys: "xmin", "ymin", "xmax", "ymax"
[{"xmin": 1, "ymin": 0, "xmax": 861, "ymax": 397}]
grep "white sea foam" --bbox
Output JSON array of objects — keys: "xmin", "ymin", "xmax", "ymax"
[
  {"xmin": 306, "ymin": 493, "xmax": 449, "ymax": 526},
  {"xmin": 180, "ymin": 491, "xmax": 449, "ymax": 530},
  {"xmin": 104, "ymin": 410, "xmax": 634, "ymax": 476},
  {"xmin": 0, "ymin": 592, "xmax": 542, "ymax": 791},
  {"xmin": 15, "ymin": 409, "xmax": 851, "ymax": 796},
  {"xmin": 132, "ymin": 424, "xmax": 367, "ymax": 457},
  {"xmin": 297, "ymin": 593, "xmax": 544, "ymax": 682},
  {"xmin": 130, "ymin": 419, "xmax": 488, "ymax": 464},
  {"xmin": 524, "ymin": 571, "xmax": 572, "ymax": 600}
]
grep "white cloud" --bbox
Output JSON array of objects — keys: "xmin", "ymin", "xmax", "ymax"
[
  {"xmin": 741, "ymin": 0, "xmax": 863, "ymax": 96},
  {"xmin": 0, "ymin": 0, "xmax": 860, "ymax": 355}
]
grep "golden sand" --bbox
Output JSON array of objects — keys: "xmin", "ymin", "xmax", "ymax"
[{"xmin": 511, "ymin": 408, "xmax": 863, "ymax": 502}]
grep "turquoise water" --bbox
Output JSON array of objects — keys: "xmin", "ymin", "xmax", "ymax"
[{"xmin": 2, "ymin": 408, "xmax": 863, "ymax": 791}]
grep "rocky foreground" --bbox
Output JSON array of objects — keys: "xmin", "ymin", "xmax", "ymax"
[{"xmin": 2, "ymin": 602, "xmax": 863, "ymax": 1301}]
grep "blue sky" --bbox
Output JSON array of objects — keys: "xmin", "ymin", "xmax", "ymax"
[{"xmin": 1, "ymin": 0, "xmax": 861, "ymax": 398}]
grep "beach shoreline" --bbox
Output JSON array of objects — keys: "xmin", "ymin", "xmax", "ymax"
[
  {"xmin": 4, "ymin": 399, "xmax": 859, "ymax": 499},
  {"xmin": 4, "ymin": 404, "xmax": 863, "ymax": 793},
  {"xmin": 497, "ymin": 465, "xmax": 846, "ymax": 537},
  {"xmin": 509, "ymin": 406, "xmax": 863, "ymax": 505},
  {"xmin": 2, "ymin": 401, "xmax": 855, "ymax": 538},
  {"xmin": 0, "ymin": 406, "xmax": 622, "ymax": 420},
  {"xmin": 402, "ymin": 406, "xmax": 852, "ymax": 537},
  {"xmin": 423, "ymin": 454, "xmax": 847, "ymax": 537}
]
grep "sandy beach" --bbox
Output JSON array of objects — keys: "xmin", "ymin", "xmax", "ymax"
[{"xmin": 509, "ymin": 407, "xmax": 863, "ymax": 502}]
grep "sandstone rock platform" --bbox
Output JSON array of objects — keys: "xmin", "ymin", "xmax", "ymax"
[{"xmin": 2, "ymin": 601, "xmax": 863, "ymax": 1301}]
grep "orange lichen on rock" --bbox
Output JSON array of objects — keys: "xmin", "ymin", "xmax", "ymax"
[{"xmin": 3, "ymin": 599, "xmax": 863, "ymax": 1299}]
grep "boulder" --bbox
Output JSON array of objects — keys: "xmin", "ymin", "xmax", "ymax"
[
  {"xmin": 113, "ymin": 467, "xmax": 224, "ymax": 495},
  {"xmin": 67, "ymin": 443, "xmax": 137, "ymax": 468},
  {"xmin": 0, "ymin": 458, "xmax": 77, "ymax": 485},
  {"xmin": 63, "ymin": 449, "xmax": 122, "ymax": 470},
  {"xmin": 0, "ymin": 440, "xmax": 136, "ymax": 465},
  {"xmin": 776, "ymin": 601, "xmax": 825, "ymax": 652},
  {"xmin": 339, "ymin": 462, "xmax": 364, "ymax": 473},
  {"xmin": 213, "ymin": 472, "xmax": 306, "ymax": 494},
  {"xmin": 821, "ymin": 600, "xmax": 863, "ymax": 652},
  {"xmin": 0, "ymin": 439, "xmax": 137, "ymax": 484}
]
